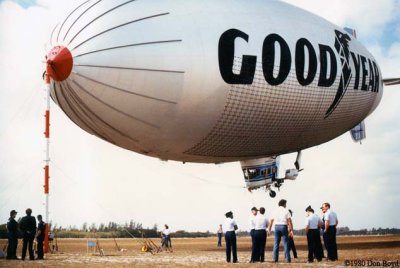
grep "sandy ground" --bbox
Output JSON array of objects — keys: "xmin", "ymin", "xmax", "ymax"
[{"xmin": 0, "ymin": 235, "xmax": 399, "ymax": 267}]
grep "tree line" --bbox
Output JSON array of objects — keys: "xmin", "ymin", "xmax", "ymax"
[
  {"xmin": 1, "ymin": 221, "xmax": 399, "ymax": 239},
  {"xmin": 0, "ymin": 220, "xmax": 212, "ymax": 239}
]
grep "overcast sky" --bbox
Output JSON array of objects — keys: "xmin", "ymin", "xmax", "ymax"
[{"xmin": 0, "ymin": 0, "xmax": 399, "ymax": 232}]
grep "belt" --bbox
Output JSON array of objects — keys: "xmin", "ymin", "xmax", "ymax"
[{"xmin": 275, "ymin": 224, "xmax": 288, "ymax": 226}]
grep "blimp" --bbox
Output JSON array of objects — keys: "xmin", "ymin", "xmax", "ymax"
[{"xmin": 45, "ymin": 0, "xmax": 399, "ymax": 197}]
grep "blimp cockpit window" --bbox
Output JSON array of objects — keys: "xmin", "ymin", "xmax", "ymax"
[{"xmin": 243, "ymin": 168, "xmax": 260, "ymax": 180}]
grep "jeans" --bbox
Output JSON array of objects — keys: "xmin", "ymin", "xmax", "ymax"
[
  {"xmin": 288, "ymin": 236, "xmax": 297, "ymax": 258},
  {"xmin": 325, "ymin": 226, "xmax": 338, "ymax": 260},
  {"xmin": 22, "ymin": 233, "xmax": 35, "ymax": 260},
  {"xmin": 254, "ymin": 229, "xmax": 267, "ymax": 262},
  {"xmin": 217, "ymin": 233, "xmax": 222, "ymax": 246},
  {"xmin": 250, "ymin": 229, "xmax": 256, "ymax": 261},
  {"xmin": 37, "ymin": 239, "xmax": 44, "ymax": 259},
  {"xmin": 273, "ymin": 225, "xmax": 290, "ymax": 263},
  {"xmin": 224, "ymin": 231, "xmax": 237, "ymax": 263},
  {"xmin": 307, "ymin": 229, "xmax": 323, "ymax": 262},
  {"xmin": 162, "ymin": 235, "xmax": 172, "ymax": 248},
  {"xmin": 6, "ymin": 234, "xmax": 18, "ymax": 259}
]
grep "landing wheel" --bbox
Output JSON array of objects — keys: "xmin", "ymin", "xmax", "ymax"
[{"xmin": 269, "ymin": 190, "xmax": 276, "ymax": 198}]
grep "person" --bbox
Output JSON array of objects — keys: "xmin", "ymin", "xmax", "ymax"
[
  {"xmin": 287, "ymin": 209, "xmax": 298, "ymax": 259},
  {"xmin": 248, "ymin": 207, "xmax": 258, "ymax": 262},
  {"xmin": 321, "ymin": 202, "xmax": 338, "ymax": 261},
  {"xmin": 254, "ymin": 207, "xmax": 269, "ymax": 262},
  {"xmin": 6, "ymin": 210, "xmax": 19, "ymax": 260},
  {"xmin": 36, "ymin": 215, "xmax": 46, "ymax": 260},
  {"xmin": 320, "ymin": 207, "xmax": 328, "ymax": 258},
  {"xmin": 19, "ymin": 208, "xmax": 36, "ymax": 260},
  {"xmin": 217, "ymin": 224, "xmax": 223, "ymax": 247},
  {"xmin": 268, "ymin": 199, "xmax": 293, "ymax": 263},
  {"xmin": 223, "ymin": 211, "xmax": 238, "ymax": 263},
  {"xmin": 161, "ymin": 224, "xmax": 172, "ymax": 251},
  {"xmin": 305, "ymin": 206, "xmax": 323, "ymax": 263}
]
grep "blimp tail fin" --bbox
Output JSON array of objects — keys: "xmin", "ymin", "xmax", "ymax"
[
  {"xmin": 343, "ymin": 27, "xmax": 357, "ymax": 38},
  {"xmin": 383, "ymin": 78, "xmax": 400, "ymax": 86},
  {"xmin": 350, "ymin": 121, "xmax": 366, "ymax": 143}
]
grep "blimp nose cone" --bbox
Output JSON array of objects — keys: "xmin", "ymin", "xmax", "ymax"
[{"xmin": 46, "ymin": 46, "xmax": 73, "ymax": 82}]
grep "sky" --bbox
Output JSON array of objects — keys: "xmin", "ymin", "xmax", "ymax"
[{"xmin": 0, "ymin": 0, "xmax": 399, "ymax": 233}]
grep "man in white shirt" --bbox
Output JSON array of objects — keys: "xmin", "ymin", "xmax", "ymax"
[
  {"xmin": 268, "ymin": 199, "xmax": 293, "ymax": 263},
  {"xmin": 248, "ymin": 207, "xmax": 258, "ymax": 262},
  {"xmin": 254, "ymin": 207, "xmax": 269, "ymax": 262},
  {"xmin": 305, "ymin": 206, "xmax": 323, "ymax": 262},
  {"xmin": 223, "ymin": 211, "xmax": 238, "ymax": 263},
  {"xmin": 321, "ymin": 202, "xmax": 338, "ymax": 261},
  {"xmin": 161, "ymin": 224, "xmax": 172, "ymax": 251}
]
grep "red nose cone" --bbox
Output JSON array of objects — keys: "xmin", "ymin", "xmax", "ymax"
[{"xmin": 46, "ymin": 46, "xmax": 73, "ymax": 81}]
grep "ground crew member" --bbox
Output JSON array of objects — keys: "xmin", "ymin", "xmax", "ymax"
[
  {"xmin": 6, "ymin": 210, "xmax": 18, "ymax": 260},
  {"xmin": 305, "ymin": 206, "xmax": 323, "ymax": 262},
  {"xmin": 217, "ymin": 224, "xmax": 223, "ymax": 247},
  {"xmin": 36, "ymin": 215, "xmax": 46, "ymax": 260},
  {"xmin": 321, "ymin": 202, "xmax": 338, "ymax": 261},
  {"xmin": 161, "ymin": 224, "xmax": 172, "ymax": 251},
  {"xmin": 288, "ymin": 209, "xmax": 298, "ymax": 259},
  {"xmin": 268, "ymin": 199, "xmax": 293, "ymax": 263},
  {"xmin": 320, "ymin": 206, "xmax": 328, "ymax": 258},
  {"xmin": 19, "ymin": 208, "xmax": 36, "ymax": 260},
  {"xmin": 248, "ymin": 207, "xmax": 258, "ymax": 262},
  {"xmin": 223, "ymin": 211, "xmax": 238, "ymax": 263},
  {"xmin": 254, "ymin": 207, "xmax": 269, "ymax": 262}
]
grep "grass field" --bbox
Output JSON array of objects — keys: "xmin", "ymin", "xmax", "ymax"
[{"xmin": 0, "ymin": 235, "xmax": 399, "ymax": 267}]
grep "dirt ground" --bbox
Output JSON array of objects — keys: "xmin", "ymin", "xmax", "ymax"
[{"xmin": 0, "ymin": 235, "xmax": 399, "ymax": 267}]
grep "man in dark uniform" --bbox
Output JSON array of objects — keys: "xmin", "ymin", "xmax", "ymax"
[
  {"xmin": 254, "ymin": 207, "xmax": 268, "ymax": 262},
  {"xmin": 217, "ymin": 224, "xmax": 223, "ymax": 247},
  {"xmin": 36, "ymin": 215, "xmax": 46, "ymax": 260},
  {"xmin": 305, "ymin": 206, "xmax": 323, "ymax": 262},
  {"xmin": 321, "ymin": 202, "xmax": 338, "ymax": 261},
  {"xmin": 288, "ymin": 209, "xmax": 298, "ymax": 259},
  {"xmin": 6, "ymin": 209, "xmax": 19, "ymax": 260},
  {"xmin": 248, "ymin": 207, "xmax": 258, "ymax": 262},
  {"xmin": 19, "ymin": 208, "xmax": 36, "ymax": 260},
  {"xmin": 223, "ymin": 211, "xmax": 238, "ymax": 263},
  {"xmin": 320, "ymin": 206, "xmax": 328, "ymax": 258}
]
